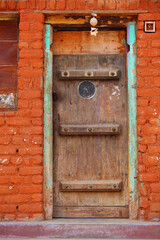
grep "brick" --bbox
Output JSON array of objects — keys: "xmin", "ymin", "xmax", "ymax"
[
  {"xmin": 19, "ymin": 167, "xmax": 43, "ymax": 175},
  {"xmin": 137, "ymin": 31, "xmax": 160, "ymax": 40},
  {"xmin": 149, "ymin": 118, "xmax": 158, "ymax": 125},
  {"xmin": 0, "ymin": 205, "xmax": 17, "ymax": 213},
  {"xmin": 138, "ymin": 68, "xmax": 160, "ymax": 77},
  {"xmin": 32, "ymin": 118, "xmax": 43, "ymax": 126},
  {"xmin": 18, "ymin": 69, "xmax": 43, "ymax": 78},
  {"xmin": 76, "ymin": 0, "xmax": 86, "ymax": 9},
  {"xmin": 19, "ymin": 41, "xmax": 29, "ymax": 49},
  {"xmin": 152, "ymin": 39, "xmax": 160, "ymax": 48},
  {"xmin": 6, "ymin": 118, "xmax": 31, "ymax": 126},
  {"xmin": 20, "ymin": 31, "xmax": 43, "ymax": 41},
  {"xmin": 66, "ymin": 0, "xmax": 76, "ymax": 9},
  {"xmin": 137, "ymin": 118, "xmax": 146, "ymax": 125},
  {"xmin": 0, "ymin": 136, "xmax": 11, "ymax": 145},
  {"xmin": 150, "ymin": 203, "xmax": 160, "ymax": 212},
  {"xmin": 139, "ymin": 173, "xmax": 159, "ymax": 182},
  {"xmin": 0, "ymin": 158, "xmax": 9, "ymax": 167},
  {"xmin": 142, "ymin": 125, "xmax": 160, "ymax": 135},
  {"xmin": 19, "ymin": 23, "xmax": 30, "ymax": 31},
  {"xmin": 137, "ymin": 40, "xmax": 148, "ymax": 48},
  {"xmin": 138, "ymin": 88, "xmax": 160, "ymax": 97},
  {"xmin": 31, "ymin": 41, "xmax": 43, "ymax": 49},
  {"xmin": 139, "ymin": 183, "xmax": 147, "ymax": 196},
  {"xmin": 137, "ymin": 98, "xmax": 148, "ymax": 107},
  {"xmin": 148, "ymin": 212, "xmax": 160, "ymax": 220},
  {"xmin": 0, "ymin": 148, "xmax": 16, "ymax": 155},
  {"xmin": 0, "ymin": 166, "xmax": 16, "ymax": 175},
  {"xmin": 31, "ymin": 156, "xmax": 43, "ymax": 165},
  {"xmin": 18, "ymin": 185, "xmax": 42, "ymax": 194},
  {"xmin": 152, "ymin": 58, "xmax": 160, "ymax": 68},
  {"xmin": 18, "ymin": 1, "xmax": 27, "ymax": 9},
  {"xmin": 4, "ymin": 195, "xmax": 29, "ymax": 203},
  {"xmin": 153, "ymin": 77, "xmax": 160, "ymax": 87},
  {"xmin": 19, "ymin": 126, "xmax": 43, "ymax": 135},
  {"xmin": 146, "ymin": 156, "xmax": 159, "ymax": 165},
  {"xmin": 0, "ymin": 119, "xmax": 5, "ymax": 126},
  {"xmin": 139, "ymin": 164, "xmax": 145, "ymax": 173},
  {"xmin": 32, "ymin": 175, "xmax": 43, "ymax": 184},
  {"xmin": 20, "ymin": 13, "xmax": 44, "ymax": 23},
  {"xmin": 140, "ymin": 197, "xmax": 149, "ymax": 209},
  {"xmin": 150, "ymin": 193, "xmax": 160, "ymax": 202},
  {"xmin": 19, "ymin": 90, "xmax": 42, "ymax": 99},
  {"xmin": 18, "ymin": 100, "xmax": 29, "ymax": 109},
  {"xmin": 138, "ymin": 13, "xmax": 160, "ymax": 21},
  {"xmin": 31, "ymin": 59, "xmax": 43, "ymax": 68},
  {"xmin": 49, "ymin": 0, "xmax": 56, "ymax": 9},
  {"xmin": 86, "ymin": 0, "xmax": 94, "ymax": 9},
  {"xmin": 32, "ymin": 136, "xmax": 43, "ymax": 145},
  {"xmin": 151, "ymin": 183, "xmax": 160, "ymax": 193},
  {"xmin": 0, "ymin": 176, "xmax": 9, "ymax": 185},
  {"xmin": 151, "ymin": 97, "xmax": 160, "ymax": 106},
  {"xmin": 18, "ymin": 59, "xmax": 30, "ymax": 68},
  {"xmin": 97, "ymin": 0, "xmax": 105, "ymax": 9},
  {"xmin": 138, "ymin": 135, "xmax": 156, "ymax": 144},
  {"xmin": 29, "ymin": 0, "xmax": 36, "ymax": 9},
  {"xmin": 10, "ymin": 176, "xmax": 22, "ymax": 185},
  {"xmin": 37, "ymin": 0, "xmax": 46, "ymax": 10},
  {"xmin": 138, "ymin": 144, "xmax": 147, "ymax": 153},
  {"xmin": 10, "ymin": 157, "xmax": 23, "ymax": 165},
  {"xmin": 137, "ymin": 59, "xmax": 148, "ymax": 67},
  {"xmin": 56, "ymin": 0, "xmax": 66, "ymax": 9},
  {"xmin": 0, "ymin": 186, "xmax": 16, "ymax": 195},
  {"xmin": 19, "ymin": 203, "xmax": 43, "ymax": 213},
  {"xmin": 32, "ymin": 193, "xmax": 43, "ymax": 202},
  {"xmin": 148, "ymin": 145, "xmax": 160, "ymax": 154}
]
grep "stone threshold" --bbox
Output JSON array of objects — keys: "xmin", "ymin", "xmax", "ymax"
[{"xmin": 0, "ymin": 219, "xmax": 160, "ymax": 239}]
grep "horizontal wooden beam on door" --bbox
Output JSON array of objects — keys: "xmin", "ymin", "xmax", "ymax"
[
  {"xmin": 60, "ymin": 180, "xmax": 123, "ymax": 192},
  {"xmin": 59, "ymin": 124, "xmax": 121, "ymax": 135}
]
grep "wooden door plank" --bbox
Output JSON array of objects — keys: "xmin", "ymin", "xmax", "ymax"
[
  {"xmin": 59, "ymin": 124, "xmax": 121, "ymax": 135},
  {"xmin": 53, "ymin": 206, "xmax": 129, "ymax": 218},
  {"xmin": 60, "ymin": 180, "xmax": 122, "ymax": 192},
  {"xmin": 59, "ymin": 69, "xmax": 121, "ymax": 80}
]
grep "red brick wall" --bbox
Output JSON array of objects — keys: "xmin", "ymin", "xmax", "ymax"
[{"xmin": 0, "ymin": 0, "xmax": 160, "ymax": 221}]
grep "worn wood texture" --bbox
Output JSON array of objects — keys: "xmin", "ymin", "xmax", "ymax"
[
  {"xmin": 0, "ymin": 20, "xmax": 18, "ymax": 109},
  {"xmin": 60, "ymin": 180, "xmax": 122, "ymax": 192},
  {"xmin": 53, "ymin": 206, "xmax": 129, "ymax": 218},
  {"xmin": 59, "ymin": 69, "xmax": 121, "ymax": 80},
  {"xmin": 53, "ymin": 30, "xmax": 128, "ymax": 218},
  {"xmin": 53, "ymin": 31, "xmax": 125, "ymax": 54},
  {"xmin": 59, "ymin": 124, "xmax": 121, "ymax": 135}
]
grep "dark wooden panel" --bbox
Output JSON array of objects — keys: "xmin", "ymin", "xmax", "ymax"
[
  {"xmin": 53, "ymin": 206, "xmax": 129, "ymax": 218},
  {"xmin": 59, "ymin": 69, "xmax": 121, "ymax": 80},
  {"xmin": 59, "ymin": 124, "xmax": 121, "ymax": 135},
  {"xmin": 0, "ymin": 42, "xmax": 17, "ymax": 65},
  {"xmin": 0, "ymin": 66, "xmax": 17, "ymax": 91},
  {"xmin": 0, "ymin": 21, "xmax": 18, "ymax": 40},
  {"xmin": 60, "ymin": 180, "xmax": 122, "ymax": 192}
]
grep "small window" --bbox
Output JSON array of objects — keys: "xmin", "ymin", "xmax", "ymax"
[{"xmin": 0, "ymin": 20, "xmax": 18, "ymax": 110}]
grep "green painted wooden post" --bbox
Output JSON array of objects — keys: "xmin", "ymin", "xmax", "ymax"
[
  {"xmin": 127, "ymin": 22, "xmax": 138, "ymax": 219},
  {"xmin": 44, "ymin": 24, "xmax": 53, "ymax": 220}
]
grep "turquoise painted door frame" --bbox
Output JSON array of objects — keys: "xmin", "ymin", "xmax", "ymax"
[{"xmin": 43, "ymin": 22, "xmax": 138, "ymax": 220}]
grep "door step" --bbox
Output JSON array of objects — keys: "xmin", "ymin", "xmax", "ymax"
[{"xmin": 0, "ymin": 219, "xmax": 160, "ymax": 239}]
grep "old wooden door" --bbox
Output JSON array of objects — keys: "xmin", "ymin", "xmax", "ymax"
[{"xmin": 53, "ymin": 30, "xmax": 128, "ymax": 218}]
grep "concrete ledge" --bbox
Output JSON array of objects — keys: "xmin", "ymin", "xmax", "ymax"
[{"xmin": 0, "ymin": 219, "xmax": 160, "ymax": 239}]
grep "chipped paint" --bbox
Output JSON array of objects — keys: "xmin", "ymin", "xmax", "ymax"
[
  {"xmin": 43, "ymin": 24, "xmax": 53, "ymax": 220},
  {"xmin": 46, "ymin": 15, "xmax": 85, "ymax": 25},
  {"xmin": 127, "ymin": 22, "xmax": 138, "ymax": 219},
  {"xmin": 0, "ymin": 93, "xmax": 15, "ymax": 108}
]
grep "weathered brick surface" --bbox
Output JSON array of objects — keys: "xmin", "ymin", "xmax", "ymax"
[{"xmin": 0, "ymin": 0, "xmax": 160, "ymax": 221}]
